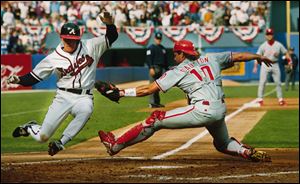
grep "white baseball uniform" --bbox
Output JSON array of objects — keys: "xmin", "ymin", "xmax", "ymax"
[
  {"xmin": 256, "ymin": 41, "xmax": 287, "ymax": 100},
  {"xmin": 28, "ymin": 36, "xmax": 109, "ymax": 145}
]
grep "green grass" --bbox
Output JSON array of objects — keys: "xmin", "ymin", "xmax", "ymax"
[
  {"xmin": 243, "ymin": 110, "xmax": 299, "ymax": 148},
  {"xmin": 1, "ymin": 84, "xmax": 298, "ymax": 153},
  {"xmin": 223, "ymin": 84, "xmax": 299, "ymax": 98}
]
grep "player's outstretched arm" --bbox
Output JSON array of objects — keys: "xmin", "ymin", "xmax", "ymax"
[
  {"xmin": 119, "ymin": 82, "xmax": 160, "ymax": 97},
  {"xmin": 232, "ymin": 52, "xmax": 274, "ymax": 67},
  {"xmin": 6, "ymin": 73, "xmax": 40, "ymax": 86}
]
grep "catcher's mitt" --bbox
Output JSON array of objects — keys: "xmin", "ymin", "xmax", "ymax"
[{"xmin": 95, "ymin": 81, "xmax": 120, "ymax": 103}]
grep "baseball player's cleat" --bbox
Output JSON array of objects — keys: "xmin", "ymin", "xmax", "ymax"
[
  {"xmin": 98, "ymin": 130, "xmax": 118, "ymax": 156},
  {"xmin": 12, "ymin": 121, "xmax": 38, "ymax": 138},
  {"xmin": 279, "ymin": 100, "xmax": 286, "ymax": 106},
  {"xmin": 149, "ymin": 104, "xmax": 165, "ymax": 108},
  {"xmin": 248, "ymin": 149, "xmax": 271, "ymax": 162},
  {"xmin": 48, "ymin": 140, "xmax": 65, "ymax": 156}
]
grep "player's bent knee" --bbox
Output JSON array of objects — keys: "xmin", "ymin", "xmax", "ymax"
[
  {"xmin": 79, "ymin": 107, "xmax": 93, "ymax": 116},
  {"xmin": 40, "ymin": 134, "xmax": 49, "ymax": 143},
  {"xmin": 145, "ymin": 110, "xmax": 166, "ymax": 126}
]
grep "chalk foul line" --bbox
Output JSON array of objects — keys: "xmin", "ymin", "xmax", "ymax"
[{"xmin": 121, "ymin": 171, "xmax": 299, "ymax": 181}]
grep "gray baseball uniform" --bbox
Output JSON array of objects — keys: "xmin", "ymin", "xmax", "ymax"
[
  {"xmin": 256, "ymin": 41, "xmax": 287, "ymax": 100},
  {"xmin": 112, "ymin": 52, "xmax": 248, "ymax": 155}
]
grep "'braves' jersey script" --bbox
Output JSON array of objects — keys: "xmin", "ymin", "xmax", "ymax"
[
  {"xmin": 256, "ymin": 41, "xmax": 287, "ymax": 62},
  {"xmin": 156, "ymin": 52, "xmax": 233, "ymax": 104},
  {"xmin": 31, "ymin": 36, "xmax": 109, "ymax": 89}
]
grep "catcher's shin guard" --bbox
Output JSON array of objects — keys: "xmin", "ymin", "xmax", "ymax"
[
  {"xmin": 98, "ymin": 130, "xmax": 118, "ymax": 156},
  {"xmin": 109, "ymin": 110, "xmax": 166, "ymax": 154}
]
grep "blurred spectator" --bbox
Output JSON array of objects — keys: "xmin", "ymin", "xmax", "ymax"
[
  {"xmin": 257, "ymin": 13, "xmax": 266, "ymax": 30},
  {"xmin": 80, "ymin": 2, "xmax": 91, "ymax": 22},
  {"xmin": 1, "ymin": 31, "xmax": 9, "ymax": 54},
  {"xmin": 214, "ymin": 3, "xmax": 225, "ymax": 26},
  {"xmin": 3, "ymin": 7, "xmax": 15, "ymax": 27},
  {"xmin": 8, "ymin": 29, "xmax": 19, "ymax": 53},
  {"xmin": 171, "ymin": 11, "xmax": 181, "ymax": 26},
  {"xmin": 223, "ymin": 8, "xmax": 231, "ymax": 27},
  {"xmin": 249, "ymin": 11, "xmax": 260, "ymax": 26},
  {"xmin": 67, "ymin": 4, "xmax": 78, "ymax": 22},
  {"xmin": 29, "ymin": 33, "xmax": 42, "ymax": 54},
  {"xmin": 203, "ymin": 9, "xmax": 213, "ymax": 26},
  {"xmin": 15, "ymin": 38, "xmax": 26, "ymax": 53},
  {"xmin": 189, "ymin": 1, "xmax": 200, "ymax": 22},
  {"xmin": 1, "ymin": 1, "xmax": 271, "ymax": 54},
  {"xmin": 161, "ymin": 10, "xmax": 172, "ymax": 26},
  {"xmin": 230, "ymin": 5, "xmax": 249, "ymax": 26}
]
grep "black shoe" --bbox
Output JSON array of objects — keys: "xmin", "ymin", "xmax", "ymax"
[
  {"xmin": 48, "ymin": 140, "xmax": 65, "ymax": 156},
  {"xmin": 149, "ymin": 104, "xmax": 165, "ymax": 108},
  {"xmin": 12, "ymin": 121, "xmax": 38, "ymax": 138}
]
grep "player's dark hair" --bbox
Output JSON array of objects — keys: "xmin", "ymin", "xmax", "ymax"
[
  {"xmin": 184, "ymin": 51, "xmax": 200, "ymax": 61},
  {"xmin": 174, "ymin": 51, "xmax": 200, "ymax": 61}
]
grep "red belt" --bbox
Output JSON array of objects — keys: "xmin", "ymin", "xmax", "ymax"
[{"xmin": 202, "ymin": 101, "xmax": 210, "ymax": 105}]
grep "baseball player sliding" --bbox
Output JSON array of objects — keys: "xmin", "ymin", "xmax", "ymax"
[
  {"xmin": 96, "ymin": 40, "xmax": 273, "ymax": 162},
  {"xmin": 253, "ymin": 28, "xmax": 292, "ymax": 106},
  {"xmin": 7, "ymin": 12, "xmax": 118, "ymax": 156}
]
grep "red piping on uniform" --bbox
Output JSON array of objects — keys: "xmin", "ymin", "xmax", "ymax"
[{"xmin": 164, "ymin": 106, "xmax": 195, "ymax": 119}]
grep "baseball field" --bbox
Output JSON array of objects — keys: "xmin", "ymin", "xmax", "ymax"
[{"xmin": 1, "ymin": 81, "xmax": 299, "ymax": 183}]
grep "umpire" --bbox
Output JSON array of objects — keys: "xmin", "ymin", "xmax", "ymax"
[
  {"xmin": 284, "ymin": 47, "xmax": 298, "ymax": 91},
  {"xmin": 146, "ymin": 32, "xmax": 169, "ymax": 108}
]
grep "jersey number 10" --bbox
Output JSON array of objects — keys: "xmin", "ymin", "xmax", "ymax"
[{"xmin": 190, "ymin": 66, "xmax": 214, "ymax": 81}]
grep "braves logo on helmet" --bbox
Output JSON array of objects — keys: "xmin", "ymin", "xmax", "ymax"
[
  {"xmin": 68, "ymin": 28, "xmax": 76, "ymax": 35},
  {"xmin": 60, "ymin": 22, "xmax": 81, "ymax": 40}
]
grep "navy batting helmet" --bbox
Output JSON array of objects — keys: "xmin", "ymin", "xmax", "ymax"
[{"xmin": 60, "ymin": 22, "xmax": 81, "ymax": 40}]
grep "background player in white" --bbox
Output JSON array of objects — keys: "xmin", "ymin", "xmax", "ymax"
[
  {"xmin": 6, "ymin": 12, "xmax": 118, "ymax": 156},
  {"xmin": 252, "ymin": 28, "xmax": 292, "ymax": 106},
  {"xmin": 98, "ymin": 40, "xmax": 273, "ymax": 162}
]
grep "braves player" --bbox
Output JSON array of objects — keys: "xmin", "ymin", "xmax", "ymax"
[
  {"xmin": 98, "ymin": 40, "xmax": 273, "ymax": 162},
  {"xmin": 7, "ymin": 12, "xmax": 118, "ymax": 156},
  {"xmin": 253, "ymin": 28, "xmax": 292, "ymax": 106}
]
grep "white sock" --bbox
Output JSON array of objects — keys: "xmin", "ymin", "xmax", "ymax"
[
  {"xmin": 27, "ymin": 124, "xmax": 42, "ymax": 142},
  {"xmin": 227, "ymin": 140, "xmax": 245, "ymax": 154}
]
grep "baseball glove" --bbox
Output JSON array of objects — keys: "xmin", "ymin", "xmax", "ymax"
[{"xmin": 95, "ymin": 81, "xmax": 120, "ymax": 103}]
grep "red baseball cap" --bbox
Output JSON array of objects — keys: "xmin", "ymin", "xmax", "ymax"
[
  {"xmin": 266, "ymin": 28, "xmax": 274, "ymax": 35},
  {"xmin": 173, "ymin": 40, "xmax": 198, "ymax": 56}
]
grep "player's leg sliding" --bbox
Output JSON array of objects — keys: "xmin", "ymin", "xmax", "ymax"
[
  {"xmin": 206, "ymin": 120, "xmax": 271, "ymax": 162},
  {"xmin": 98, "ymin": 110, "xmax": 165, "ymax": 156},
  {"xmin": 214, "ymin": 137, "xmax": 271, "ymax": 162}
]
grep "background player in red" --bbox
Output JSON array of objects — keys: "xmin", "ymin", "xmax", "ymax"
[{"xmin": 253, "ymin": 28, "xmax": 292, "ymax": 106}]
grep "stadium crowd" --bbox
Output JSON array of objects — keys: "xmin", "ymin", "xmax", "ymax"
[{"xmin": 1, "ymin": 1, "xmax": 270, "ymax": 54}]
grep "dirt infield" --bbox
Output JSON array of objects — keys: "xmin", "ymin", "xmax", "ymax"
[{"xmin": 1, "ymin": 81, "xmax": 299, "ymax": 183}]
